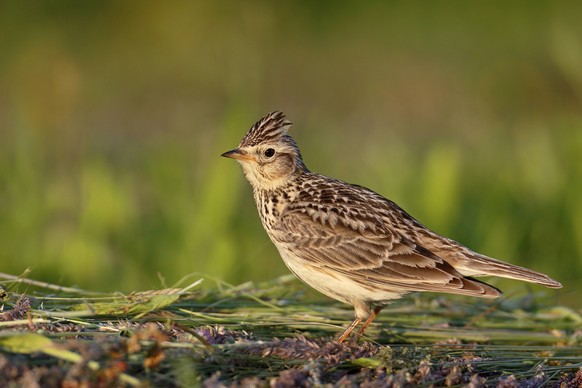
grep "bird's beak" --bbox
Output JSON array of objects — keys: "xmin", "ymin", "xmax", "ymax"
[{"xmin": 221, "ymin": 148, "xmax": 255, "ymax": 161}]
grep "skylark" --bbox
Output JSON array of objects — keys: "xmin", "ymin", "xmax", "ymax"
[{"xmin": 222, "ymin": 111, "xmax": 562, "ymax": 342}]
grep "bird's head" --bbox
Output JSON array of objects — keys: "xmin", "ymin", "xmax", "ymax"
[{"xmin": 221, "ymin": 111, "xmax": 307, "ymax": 191}]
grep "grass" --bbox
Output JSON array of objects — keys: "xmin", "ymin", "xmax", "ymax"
[
  {"xmin": 0, "ymin": 2, "xmax": 581, "ymax": 308},
  {"xmin": 0, "ymin": 4, "xmax": 581, "ymax": 385},
  {"xmin": 1, "ymin": 272, "xmax": 580, "ymax": 386}
]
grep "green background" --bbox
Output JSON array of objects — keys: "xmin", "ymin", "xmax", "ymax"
[{"xmin": 1, "ymin": 2, "xmax": 580, "ymax": 307}]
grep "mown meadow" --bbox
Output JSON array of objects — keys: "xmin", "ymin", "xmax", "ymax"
[{"xmin": 1, "ymin": 4, "xmax": 582, "ymax": 385}]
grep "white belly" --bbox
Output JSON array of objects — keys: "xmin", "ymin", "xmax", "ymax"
[{"xmin": 274, "ymin": 244, "xmax": 404, "ymax": 316}]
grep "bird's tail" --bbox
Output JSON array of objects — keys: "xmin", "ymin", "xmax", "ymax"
[{"xmin": 459, "ymin": 253, "xmax": 562, "ymax": 289}]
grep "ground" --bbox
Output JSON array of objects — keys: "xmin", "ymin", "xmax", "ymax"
[{"xmin": 0, "ymin": 274, "xmax": 581, "ymax": 387}]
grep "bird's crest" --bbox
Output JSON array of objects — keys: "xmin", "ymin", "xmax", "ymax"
[{"xmin": 239, "ymin": 111, "xmax": 292, "ymax": 148}]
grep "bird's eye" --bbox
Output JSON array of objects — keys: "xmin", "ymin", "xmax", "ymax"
[{"xmin": 264, "ymin": 148, "xmax": 276, "ymax": 158}]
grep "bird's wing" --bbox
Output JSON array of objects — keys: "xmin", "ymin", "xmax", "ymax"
[{"xmin": 276, "ymin": 198, "xmax": 500, "ymax": 298}]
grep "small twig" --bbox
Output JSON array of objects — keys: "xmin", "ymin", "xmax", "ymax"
[
  {"xmin": 0, "ymin": 272, "xmax": 100, "ymax": 295},
  {"xmin": 463, "ymin": 301, "xmax": 501, "ymax": 328}
]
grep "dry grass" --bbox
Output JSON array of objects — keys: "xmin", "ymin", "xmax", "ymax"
[{"xmin": 1, "ymin": 272, "xmax": 581, "ymax": 386}]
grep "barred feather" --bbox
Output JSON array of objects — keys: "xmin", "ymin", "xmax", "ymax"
[{"xmin": 239, "ymin": 111, "xmax": 292, "ymax": 148}]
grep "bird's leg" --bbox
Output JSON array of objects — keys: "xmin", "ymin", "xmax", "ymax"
[
  {"xmin": 337, "ymin": 317, "xmax": 362, "ymax": 343},
  {"xmin": 356, "ymin": 306, "xmax": 383, "ymax": 337}
]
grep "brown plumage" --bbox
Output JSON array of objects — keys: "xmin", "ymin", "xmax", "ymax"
[{"xmin": 222, "ymin": 111, "xmax": 562, "ymax": 342}]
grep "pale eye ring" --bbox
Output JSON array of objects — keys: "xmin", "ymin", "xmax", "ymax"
[{"xmin": 264, "ymin": 148, "xmax": 276, "ymax": 158}]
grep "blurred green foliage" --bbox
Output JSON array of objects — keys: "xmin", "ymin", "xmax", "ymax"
[{"xmin": 0, "ymin": 2, "xmax": 580, "ymax": 307}]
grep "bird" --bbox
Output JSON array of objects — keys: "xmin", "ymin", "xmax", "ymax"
[{"xmin": 221, "ymin": 111, "xmax": 562, "ymax": 343}]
